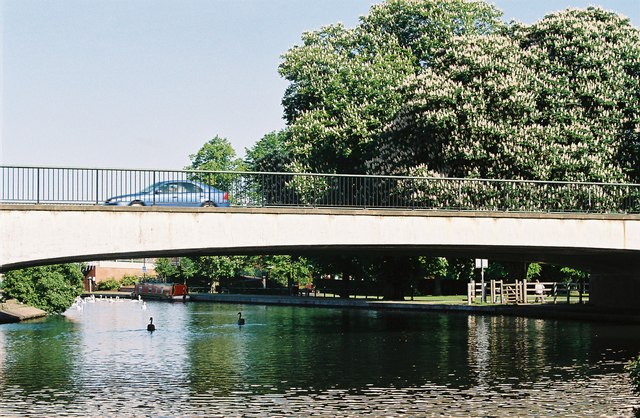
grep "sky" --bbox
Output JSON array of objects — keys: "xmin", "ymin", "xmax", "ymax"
[{"xmin": 2, "ymin": 0, "xmax": 639, "ymax": 170}]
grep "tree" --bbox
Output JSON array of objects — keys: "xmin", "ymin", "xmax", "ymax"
[
  {"xmin": 280, "ymin": 24, "xmax": 414, "ymax": 174},
  {"xmin": 244, "ymin": 130, "xmax": 298, "ymax": 205},
  {"xmin": 559, "ymin": 267, "xmax": 589, "ymax": 284},
  {"xmin": 360, "ymin": 0, "xmax": 501, "ymax": 67},
  {"xmin": 154, "ymin": 258, "xmax": 181, "ymax": 280},
  {"xmin": 190, "ymin": 256, "xmax": 245, "ymax": 289},
  {"xmin": 374, "ymin": 7, "xmax": 640, "ymax": 184},
  {"xmin": 526, "ymin": 263, "xmax": 542, "ymax": 280},
  {"xmin": 278, "ymin": 0, "xmax": 503, "ymax": 175},
  {"xmin": 186, "ymin": 135, "xmax": 245, "ymax": 192},
  {"xmin": 2, "ymin": 264, "xmax": 84, "ymax": 314},
  {"xmin": 262, "ymin": 255, "xmax": 315, "ymax": 288},
  {"xmin": 245, "ymin": 130, "xmax": 292, "ymax": 173},
  {"xmin": 513, "ymin": 8, "xmax": 640, "ymax": 182},
  {"xmin": 186, "ymin": 135, "xmax": 244, "ymax": 172}
]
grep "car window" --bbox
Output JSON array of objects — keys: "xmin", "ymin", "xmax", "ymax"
[
  {"xmin": 180, "ymin": 182, "xmax": 202, "ymax": 193},
  {"xmin": 157, "ymin": 183, "xmax": 181, "ymax": 193}
]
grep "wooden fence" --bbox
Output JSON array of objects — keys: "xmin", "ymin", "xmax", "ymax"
[{"xmin": 467, "ymin": 280, "xmax": 589, "ymax": 305}]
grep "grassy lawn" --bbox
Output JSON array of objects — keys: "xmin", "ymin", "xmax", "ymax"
[
  {"xmin": 406, "ymin": 295, "xmax": 468, "ymax": 304},
  {"xmin": 317, "ymin": 294, "xmax": 468, "ymax": 304}
]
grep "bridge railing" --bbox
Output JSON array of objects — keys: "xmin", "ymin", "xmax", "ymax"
[{"xmin": 2, "ymin": 165, "xmax": 640, "ymax": 213}]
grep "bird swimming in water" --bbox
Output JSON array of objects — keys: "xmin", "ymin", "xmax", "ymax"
[
  {"xmin": 237, "ymin": 312, "xmax": 245, "ymax": 326},
  {"xmin": 147, "ymin": 317, "xmax": 156, "ymax": 332}
]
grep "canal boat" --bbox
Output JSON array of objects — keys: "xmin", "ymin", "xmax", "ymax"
[{"xmin": 133, "ymin": 282, "xmax": 189, "ymax": 301}]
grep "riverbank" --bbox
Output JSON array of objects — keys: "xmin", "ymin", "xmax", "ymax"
[
  {"xmin": 0, "ymin": 299, "xmax": 47, "ymax": 323},
  {"xmin": 189, "ymin": 293, "xmax": 640, "ymax": 324}
]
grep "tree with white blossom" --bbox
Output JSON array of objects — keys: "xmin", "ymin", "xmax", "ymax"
[
  {"xmin": 278, "ymin": 0, "xmax": 503, "ymax": 174},
  {"xmin": 371, "ymin": 7, "xmax": 640, "ymax": 184}
]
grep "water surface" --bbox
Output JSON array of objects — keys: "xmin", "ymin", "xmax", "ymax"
[{"xmin": 0, "ymin": 298, "xmax": 638, "ymax": 416}]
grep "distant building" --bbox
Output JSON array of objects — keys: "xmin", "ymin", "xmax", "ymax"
[{"xmin": 84, "ymin": 259, "xmax": 156, "ymax": 291}]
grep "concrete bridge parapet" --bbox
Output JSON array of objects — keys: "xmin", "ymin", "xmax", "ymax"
[{"xmin": 2, "ymin": 204, "xmax": 640, "ymax": 309}]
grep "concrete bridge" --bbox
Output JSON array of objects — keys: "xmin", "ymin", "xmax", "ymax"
[{"xmin": 2, "ymin": 204, "xmax": 640, "ymax": 309}]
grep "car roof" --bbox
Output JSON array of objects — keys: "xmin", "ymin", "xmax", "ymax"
[
  {"xmin": 155, "ymin": 179, "xmax": 203, "ymax": 185},
  {"xmin": 153, "ymin": 180, "xmax": 221, "ymax": 191}
]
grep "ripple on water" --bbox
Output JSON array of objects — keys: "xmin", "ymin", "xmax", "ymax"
[{"xmin": 1, "ymin": 301, "xmax": 639, "ymax": 416}]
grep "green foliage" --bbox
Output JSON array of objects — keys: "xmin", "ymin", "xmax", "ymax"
[
  {"xmin": 120, "ymin": 274, "xmax": 138, "ymax": 286},
  {"xmin": 280, "ymin": 22, "xmax": 414, "ymax": 174},
  {"xmin": 265, "ymin": 255, "xmax": 314, "ymax": 287},
  {"xmin": 188, "ymin": 256, "xmax": 245, "ymax": 290},
  {"xmin": 95, "ymin": 275, "xmax": 139, "ymax": 291},
  {"xmin": 154, "ymin": 258, "xmax": 181, "ymax": 280},
  {"xmin": 487, "ymin": 262, "xmax": 509, "ymax": 280},
  {"xmin": 2, "ymin": 264, "xmax": 84, "ymax": 314},
  {"xmin": 153, "ymin": 255, "xmax": 316, "ymax": 290},
  {"xmin": 527, "ymin": 263, "xmax": 542, "ymax": 280},
  {"xmin": 278, "ymin": 0, "xmax": 502, "ymax": 174},
  {"xmin": 444, "ymin": 258, "xmax": 474, "ymax": 281},
  {"xmin": 360, "ymin": 0, "xmax": 502, "ymax": 66},
  {"xmin": 559, "ymin": 267, "xmax": 589, "ymax": 283},
  {"xmin": 419, "ymin": 257, "xmax": 448, "ymax": 279},
  {"xmin": 186, "ymin": 135, "xmax": 245, "ymax": 192},
  {"xmin": 245, "ymin": 130, "xmax": 292, "ymax": 173},
  {"xmin": 626, "ymin": 355, "xmax": 640, "ymax": 394},
  {"xmin": 96, "ymin": 278, "xmax": 121, "ymax": 291},
  {"xmin": 378, "ymin": 7, "xmax": 640, "ymax": 185},
  {"xmin": 186, "ymin": 135, "xmax": 244, "ymax": 172}
]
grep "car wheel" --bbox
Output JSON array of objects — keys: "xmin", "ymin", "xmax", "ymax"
[
  {"xmin": 130, "ymin": 201, "xmax": 144, "ymax": 206},
  {"xmin": 202, "ymin": 201, "xmax": 215, "ymax": 207}
]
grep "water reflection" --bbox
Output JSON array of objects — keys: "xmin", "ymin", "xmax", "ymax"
[
  {"xmin": 0, "ymin": 317, "xmax": 82, "ymax": 409},
  {"xmin": 0, "ymin": 299, "xmax": 638, "ymax": 416}
]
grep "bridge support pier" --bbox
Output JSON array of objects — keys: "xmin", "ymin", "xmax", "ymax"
[{"xmin": 590, "ymin": 272, "xmax": 640, "ymax": 311}]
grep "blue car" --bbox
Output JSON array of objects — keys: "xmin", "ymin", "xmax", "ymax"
[{"xmin": 104, "ymin": 180, "xmax": 230, "ymax": 207}]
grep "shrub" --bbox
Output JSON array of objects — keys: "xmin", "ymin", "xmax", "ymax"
[
  {"xmin": 120, "ymin": 275, "xmax": 138, "ymax": 286},
  {"xmin": 626, "ymin": 355, "xmax": 640, "ymax": 394},
  {"xmin": 96, "ymin": 278, "xmax": 121, "ymax": 291},
  {"xmin": 2, "ymin": 264, "xmax": 84, "ymax": 314}
]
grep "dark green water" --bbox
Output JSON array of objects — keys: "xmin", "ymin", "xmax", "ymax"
[{"xmin": 0, "ymin": 298, "xmax": 638, "ymax": 416}]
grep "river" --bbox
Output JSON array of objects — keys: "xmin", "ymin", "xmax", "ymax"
[{"xmin": 0, "ymin": 297, "xmax": 638, "ymax": 416}]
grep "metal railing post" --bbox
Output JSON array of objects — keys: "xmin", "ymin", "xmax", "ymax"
[
  {"xmin": 313, "ymin": 175, "xmax": 316, "ymax": 208},
  {"xmin": 152, "ymin": 171, "xmax": 156, "ymax": 205},
  {"xmin": 95, "ymin": 169, "xmax": 100, "ymax": 205},
  {"xmin": 36, "ymin": 168, "xmax": 41, "ymax": 204}
]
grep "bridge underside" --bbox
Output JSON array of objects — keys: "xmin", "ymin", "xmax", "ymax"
[{"xmin": 9, "ymin": 244, "xmax": 637, "ymax": 274}]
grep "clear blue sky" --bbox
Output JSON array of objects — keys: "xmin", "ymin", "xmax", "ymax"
[{"xmin": 2, "ymin": 0, "xmax": 639, "ymax": 170}]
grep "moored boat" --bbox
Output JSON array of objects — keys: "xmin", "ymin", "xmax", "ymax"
[{"xmin": 133, "ymin": 282, "xmax": 188, "ymax": 301}]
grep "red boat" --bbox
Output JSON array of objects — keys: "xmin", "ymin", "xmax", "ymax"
[{"xmin": 133, "ymin": 282, "xmax": 188, "ymax": 301}]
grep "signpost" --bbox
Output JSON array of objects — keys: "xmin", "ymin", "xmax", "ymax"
[{"xmin": 475, "ymin": 258, "xmax": 488, "ymax": 303}]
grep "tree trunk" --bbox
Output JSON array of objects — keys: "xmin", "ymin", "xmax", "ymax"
[
  {"xmin": 434, "ymin": 275, "xmax": 442, "ymax": 296},
  {"xmin": 381, "ymin": 256, "xmax": 409, "ymax": 301},
  {"xmin": 339, "ymin": 264, "xmax": 351, "ymax": 299}
]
